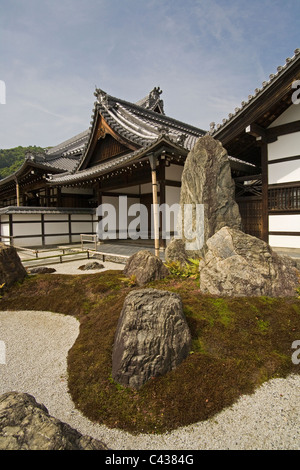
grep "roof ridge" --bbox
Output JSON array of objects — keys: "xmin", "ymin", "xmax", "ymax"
[
  {"xmin": 211, "ymin": 48, "xmax": 300, "ymax": 135},
  {"xmin": 95, "ymin": 87, "xmax": 205, "ymax": 135}
]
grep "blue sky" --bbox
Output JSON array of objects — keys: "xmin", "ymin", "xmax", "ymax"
[{"xmin": 0, "ymin": 0, "xmax": 299, "ymax": 149}]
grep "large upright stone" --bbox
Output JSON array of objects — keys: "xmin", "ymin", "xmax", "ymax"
[
  {"xmin": 199, "ymin": 226, "xmax": 300, "ymax": 297},
  {"xmin": 0, "ymin": 243, "xmax": 27, "ymax": 287},
  {"xmin": 112, "ymin": 289, "xmax": 192, "ymax": 389},
  {"xmin": 180, "ymin": 135, "xmax": 241, "ymax": 254}
]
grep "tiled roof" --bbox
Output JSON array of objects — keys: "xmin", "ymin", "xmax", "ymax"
[
  {"xmin": 0, "ymin": 206, "xmax": 95, "ymax": 215},
  {"xmin": 46, "ymin": 129, "xmax": 89, "ymax": 157},
  {"xmin": 49, "ymin": 134, "xmax": 188, "ymax": 184},
  {"xmin": 74, "ymin": 87, "xmax": 206, "ymax": 173},
  {"xmin": 210, "ymin": 48, "xmax": 300, "ymax": 136}
]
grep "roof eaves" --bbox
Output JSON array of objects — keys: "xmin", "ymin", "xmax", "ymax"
[{"xmin": 211, "ymin": 48, "xmax": 300, "ymax": 137}]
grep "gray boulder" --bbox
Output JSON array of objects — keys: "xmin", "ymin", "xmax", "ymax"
[
  {"xmin": 199, "ymin": 226, "xmax": 300, "ymax": 297},
  {"xmin": 78, "ymin": 261, "xmax": 104, "ymax": 270},
  {"xmin": 0, "ymin": 392, "xmax": 108, "ymax": 450},
  {"xmin": 123, "ymin": 250, "xmax": 169, "ymax": 286},
  {"xmin": 180, "ymin": 135, "xmax": 241, "ymax": 254},
  {"xmin": 0, "ymin": 243, "xmax": 27, "ymax": 287},
  {"xmin": 112, "ymin": 289, "xmax": 192, "ymax": 389},
  {"xmin": 27, "ymin": 266, "xmax": 56, "ymax": 274},
  {"xmin": 165, "ymin": 238, "xmax": 189, "ymax": 266}
]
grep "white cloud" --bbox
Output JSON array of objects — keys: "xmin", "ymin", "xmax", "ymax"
[{"xmin": 0, "ymin": 0, "xmax": 299, "ymax": 148}]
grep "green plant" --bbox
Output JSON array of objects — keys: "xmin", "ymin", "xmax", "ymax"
[
  {"xmin": 119, "ymin": 274, "xmax": 137, "ymax": 287},
  {"xmin": 0, "ymin": 283, "xmax": 5, "ymax": 299},
  {"xmin": 164, "ymin": 258, "xmax": 201, "ymax": 280}
]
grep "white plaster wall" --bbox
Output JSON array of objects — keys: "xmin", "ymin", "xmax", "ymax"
[
  {"xmin": 268, "ymin": 159, "xmax": 300, "ymax": 184},
  {"xmin": 100, "ymin": 195, "xmax": 141, "ymax": 239},
  {"xmin": 14, "ymin": 222, "xmax": 41, "ymax": 237},
  {"xmin": 44, "ymin": 222, "xmax": 69, "ymax": 235},
  {"xmin": 71, "ymin": 213, "xmax": 95, "ymax": 221},
  {"xmin": 269, "ymin": 235, "xmax": 300, "ymax": 249},
  {"xmin": 269, "ymin": 214, "xmax": 300, "ymax": 232},
  {"xmin": 165, "ymin": 164, "xmax": 183, "ymax": 182},
  {"xmin": 16, "ymin": 237, "xmax": 43, "ymax": 247},
  {"xmin": 0, "ymin": 223, "xmax": 10, "ymax": 243},
  {"xmin": 268, "ymin": 103, "xmax": 300, "ymax": 127},
  {"xmin": 268, "ymin": 132, "xmax": 300, "ymax": 161},
  {"xmin": 165, "ymin": 186, "xmax": 181, "ymax": 237},
  {"xmin": 12, "ymin": 214, "xmax": 41, "ymax": 222},
  {"xmin": 140, "ymin": 183, "xmax": 152, "ymax": 194},
  {"xmin": 44, "ymin": 235, "xmax": 70, "ymax": 245},
  {"xmin": 71, "ymin": 221, "xmax": 94, "ymax": 234},
  {"xmin": 0, "ymin": 212, "xmax": 97, "ymax": 247}
]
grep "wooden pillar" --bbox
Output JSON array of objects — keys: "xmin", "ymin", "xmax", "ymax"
[
  {"xmin": 159, "ymin": 157, "xmax": 166, "ymax": 249},
  {"xmin": 15, "ymin": 179, "xmax": 20, "ymax": 207},
  {"xmin": 149, "ymin": 154, "xmax": 160, "ymax": 258},
  {"xmin": 9, "ymin": 214, "xmax": 13, "ymax": 245},
  {"xmin": 57, "ymin": 187, "xmax": 62, "ymax": 207},
  {"xmin": 45, "ymin": 187, "xmax": 50, "ymax": 207},
  {"xmin": 261, "ymin": 142, "xmax": 269, "ymax": 243},
  {"xmin": 41, "ymin": 214, "xmax": 45, "ymax": 247}
]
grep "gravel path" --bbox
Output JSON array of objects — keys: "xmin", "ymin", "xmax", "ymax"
[{"xmin": 0, "ymin": 259, "xmax": 300, "ymax": 450}]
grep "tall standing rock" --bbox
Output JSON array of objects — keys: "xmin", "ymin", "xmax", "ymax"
[{"xmin": 179, "ymin": 135, "xmax": 241, "ymax": 254}]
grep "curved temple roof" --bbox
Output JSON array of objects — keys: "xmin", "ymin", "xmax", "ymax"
[{"xmin": 48, "ymin": 87, "xmax": 207, "ymax": 184}]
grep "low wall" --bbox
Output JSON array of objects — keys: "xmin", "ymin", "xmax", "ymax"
[{"xmin": 0, "ymin": 207, "xmax": 97, "ymax": 247}]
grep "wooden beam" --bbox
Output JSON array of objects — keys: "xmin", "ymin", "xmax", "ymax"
[
  {"xmin": 246, "ymin": 123, "xmax": 267, "ymax": 139},
  {"xmin": 267, "ymin": 119, "xmax": 300, "ymax": 139}
]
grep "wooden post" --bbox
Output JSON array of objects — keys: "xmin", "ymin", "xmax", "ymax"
[
  {"xmin": 159, "ymin": 157, "xmax": 166, "ymax": 249},
  {"xmin": 15, "ymin": 179, "xmax": 20, "ymax": 207},
  {"xmin": 149, "ymin": 155, "xmax": 160, "ymax": 258},
  {"xmin": 261, "ymin": 142, "xmax": 269, "ymax": 243}
]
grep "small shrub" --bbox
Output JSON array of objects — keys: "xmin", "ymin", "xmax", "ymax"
[
  {"xmin": 164, "ymin": 258, "xmax": 201, "ymax": 280},
  {"xmin": 119, "ymin": 274, "xmax": 137, "ymax": 287}
]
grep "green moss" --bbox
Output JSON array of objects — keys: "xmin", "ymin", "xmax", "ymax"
[
  {"xmin": 208, "ymin": 298, "xmax": 234, "ymax": 327},
  {"xmin": 1, "ymin": 271, "xmax": 300, "ymax": 434},
  {"xmin": 256, "ymin": 318, "xmax": 270, "ymax": 333}
]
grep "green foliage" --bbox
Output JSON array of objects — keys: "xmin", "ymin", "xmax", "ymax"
[
  {"xmin": 164, "ymin": 258, "xmax": 201, "ymax": 280},
  {"xmin": 0, "ymin": 146, "xmax": 47, "ymax": 179},
  {"xmin": 119, "ymin": 274, "xmax": 137, "ymax": 287}
]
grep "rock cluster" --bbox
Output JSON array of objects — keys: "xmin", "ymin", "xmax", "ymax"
[
  {"xmin": 112, "ymin": 289, "xmax": 191, "ymax": 389},
  {"xmin": 0, "ymin": 392, "xmax": 108, "ymax": 450},
  {"xmin": 78, "ymin": 261, "xmax": 104, "ymax": 270},
  {"xmin": 27, "ymin": 266, "xmax": 56, "ymax": 274}
]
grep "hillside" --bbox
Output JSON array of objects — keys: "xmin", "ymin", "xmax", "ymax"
[{"xmin": 0, "ymin": 146, "xmax": 47, "ymax": 180}]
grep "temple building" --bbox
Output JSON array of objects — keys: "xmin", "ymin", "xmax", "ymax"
[
  {"xmin": 0, "ymin": 48, "xmax": 299, "ymax": 251},
  {"xmin": 211, "ymin": 48, "xmax": 300, "ymax": 250}
]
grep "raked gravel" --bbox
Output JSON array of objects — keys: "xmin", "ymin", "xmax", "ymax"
[{"xmin": 0, "ymin": 258, "xmax": 300, "ymax": 450}]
